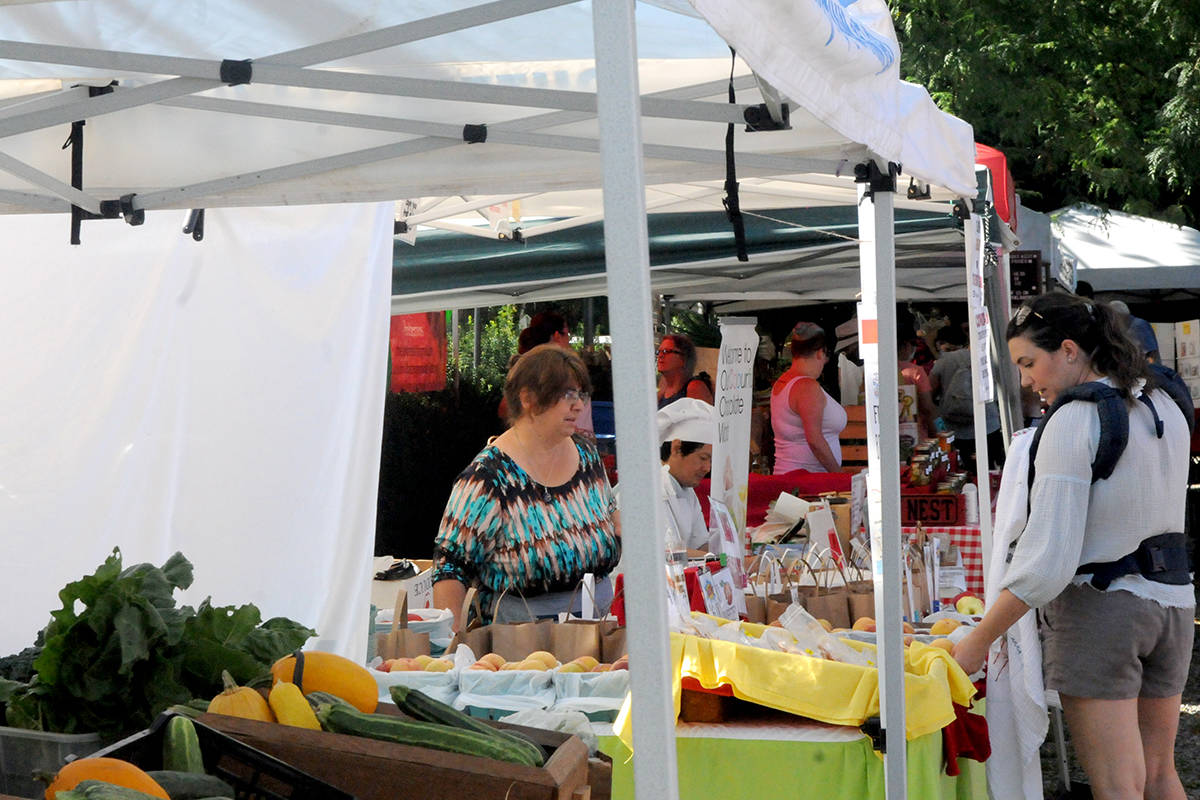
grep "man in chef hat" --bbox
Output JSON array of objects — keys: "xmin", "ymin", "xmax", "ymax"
[
  {"xmin": 613, "ymin": 398, "xmax": 715, "ymax": 575},
  {"xmin": 655, "ymin": 397, "xmax": 717, "ymax": 549}
]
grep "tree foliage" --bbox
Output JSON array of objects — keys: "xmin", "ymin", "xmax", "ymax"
[{"xmin": 891, "ymin": 0, "xmax": 1200, "ymax": 223}]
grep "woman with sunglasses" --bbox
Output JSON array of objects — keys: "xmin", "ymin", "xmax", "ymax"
[
  {"xmin": 432, "ymin": 344, "xmax": 621, "ymax": 630},
  {"xmin": 771, "ymin": 322, "xmax": 846, "ymax": 473},
  {"xmin": 953, "ymin": 293, "xmax": 1192, "ymax": 800},
  {"xmin": 657, "ymin": 333, "xmax": 714, "ymax": 407}
]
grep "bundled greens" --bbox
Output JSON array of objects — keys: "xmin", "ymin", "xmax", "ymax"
[{"xmin": 1, "ymin": 548, "xmax": 314, "ymax": 738}]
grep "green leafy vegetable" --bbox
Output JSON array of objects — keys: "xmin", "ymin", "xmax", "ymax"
[{"xmin": 3, "ymin": 548, "xmax": 315, "ymax": 738}]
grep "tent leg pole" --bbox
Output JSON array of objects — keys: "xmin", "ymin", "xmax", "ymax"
[
  {"xmin": 594, "ymin": 3, "xmax": 678, "ymax": 800},
  {"xmin": 857, "ymin": 162, "xmax": 906, "ymax": 799}
]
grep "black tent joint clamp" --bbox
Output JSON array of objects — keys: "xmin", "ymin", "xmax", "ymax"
[
  {"xmin": 463, "ymin": 124, "xmax": 488, "ymax": 144},
  {"xmin": 183, "ymin": 208, "xmax": 205, "ymax": 241},
  {"xmin": 907, "ymin": 177, "xmax": 931, "ymax": 200},
  {"xmin": 220, "ymin": 59, "xmax": 252, "ymax": 86},
  {"xmin": 854, "ymin": 161, "xmax": 900, "ymax": 199},
  {"xmin": 743, "ymin": 102, "xmax": 790, "ymax": 132},
  {"xmin": 862, "ymin": 716, "xmax": 886, "ymax": 752},
  {"xmin": 119, "ymin": 194, "xmax": 144, "ymax": 226}
]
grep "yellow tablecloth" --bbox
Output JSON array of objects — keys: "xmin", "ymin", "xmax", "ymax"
[{"xmin": 615, "ymin": 617, "xmax": 976, "ymax": 749}]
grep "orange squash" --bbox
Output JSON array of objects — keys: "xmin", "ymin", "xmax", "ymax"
[
  {"xmin": 46, "ymin": 756, "xmax": 169, "ymax": 799},
  {"xmin": 270, "ymin": 650, "xmax": 377, "ymax": 713},
  {"xmin": 207, "ymin": 669, "xmax": 276, "ymax": 722}
]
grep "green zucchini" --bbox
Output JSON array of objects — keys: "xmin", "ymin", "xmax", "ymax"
[
  {"xmin": 163, "ymin": 715, "xmax": 205, "ymax": 773},
  {"xmin": 165, "ymin": 704, "xmax": 202, "ymax": 720},
  {"xmin": 56, "ymin": 780, "xmax": 167, "ymax": 800},
  {"xmin": 315, "ymin": 703, "xmax": 539, "ymax": 766},
  {"xmin": 305, "ymin": 690, "xmax": 354, "ymax": 713},
  {"xmin": 145, "ymin": 771, "xmax": 234, "ymax": 800},
  {"xmin": 388, "ymin": 685, "xmax": 546, "ymax": 766}
]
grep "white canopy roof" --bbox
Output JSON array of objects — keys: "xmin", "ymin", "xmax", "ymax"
[
  {"xmin": 1054, "ymin": 203, "xmax": 1200, "ymax": 292},
  {"xmin": 0, "ymin": 0, "xmax": 976, "ymax": 220}
]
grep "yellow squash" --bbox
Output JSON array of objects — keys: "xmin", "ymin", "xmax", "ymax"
[
  {"xmin": 268, "ymin": 680, "xmax": 322, "ymax": 730},
  {"xmin": 207, "ymin": 669, "xmax": 276, "ymax": 722},
  {"xmin": 271, "ymin": 650, "xmax": 377, "ymax": 713}
]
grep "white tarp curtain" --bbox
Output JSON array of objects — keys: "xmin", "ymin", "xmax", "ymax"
[
  {"xmin": 0, "ymin": 202, "xmax": 394, "ymax": 660},
  {"xmin": 1053, "ymin": 203, "xmax": 1200, "ymax": 291}
]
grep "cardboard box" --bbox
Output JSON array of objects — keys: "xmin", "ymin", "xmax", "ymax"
[
  {"xmin": 1175, "ymin": 320, "xmax": 1200, "ymax": 359},
  {"xmin": 371, "ymin": 557, "xmax": 434, "ymax": 611},
  {"xmin": 1152, "ymin": 322, "xmax": 1176, "ymax": 364},
  {"xmin": 1176, "ymin": 356, "xmax": 1200, "ymax": 379},
  {"xmin": 199, "ymin": 711, "xmax": 591, "ymax": 800}
]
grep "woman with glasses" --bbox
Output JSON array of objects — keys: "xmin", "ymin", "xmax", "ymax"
[
  {"xmin": 771, "ymin": 322, "xmax": 846, "ymax": 473},
  {"xmin": 953, "ymin": 293, "xmax": 1192, "ymax": 800},
  {"xmin": 432, "ymin": 344, "xmax": 620, "ymax": 629},
  {"xmin": 656, "ymin": 333, "xmax": 714, "ymax": 407}
]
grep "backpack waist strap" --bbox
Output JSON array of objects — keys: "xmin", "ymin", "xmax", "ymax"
[{"xmin": 1075, "ymin": 532, "xmax": 1192, "ymax": 590}]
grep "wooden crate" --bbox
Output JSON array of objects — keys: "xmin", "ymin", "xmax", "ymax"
[{"xmin": 198, "ymin": 713, "xmax": 590, "ymax": 800}]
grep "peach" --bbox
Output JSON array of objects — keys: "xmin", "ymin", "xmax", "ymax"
[
  {"xmin": 930, "ymin": 637, "xmax": 954, "ymax": 653},
  {"xmin": 928, "ymin": 618, "xmax": 961, "ymax": 636},
  {"xmin": 526, "ymin": 650, "xmax": 558, "ymax": 669},
  {"xmin": 517, "ymin": 658, "xmax": 548, "ymax": 671},
  {"xmin": 424, "ymin": 658, "xmax": 453, "ymax": 673},
  {"xmin": 413, "ymin": 654, "xmax": 434, "ymax": 668},
  {"xmin": 851, "ymin": 617, "xmax": 876, "ymax": 632},
  {"xmin": 479, "ymin": 652, "xmax": 507, "ymax": 668},
  {"xmin": 557, "ymin": 661, "xmax": 587, "ymax": 674},
  {"xmin": 469, "ymin": 660, "xmax": 498, "ymax": 671},
  {"xmin": 572, "ymin": 656, "xmax": 600, "ymax": 671}
]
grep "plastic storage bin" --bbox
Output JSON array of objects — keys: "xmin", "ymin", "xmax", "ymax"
[
  {"xmin": 94, "ymin": 712, "xmax": 355, "ymax": 800},
  {"xmin": 0, "ymin": 726, "xmax": 103, "ymax": 799}
]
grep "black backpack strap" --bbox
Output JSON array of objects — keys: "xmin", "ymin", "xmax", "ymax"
[
  {"xmin": 1137, "ymin": 392, "xmax": 1165, "ymax": 439},
  {"xmin": 1026, "ymin": 382, "xmax": 1128, "ymax": 504},
  {"xmin": 1149, "ymin": 362, "xmax": 1196, "ymax": 434}
]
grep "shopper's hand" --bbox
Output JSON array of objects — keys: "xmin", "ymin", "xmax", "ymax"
[{"xmin": 951, "ymin": 628, "xmax": 989, "ymax": 675}]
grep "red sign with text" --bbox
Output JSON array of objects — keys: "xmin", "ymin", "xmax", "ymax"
[{"xmin": 389, "ymin": 313, "xmax": 447, "ymax": 393}]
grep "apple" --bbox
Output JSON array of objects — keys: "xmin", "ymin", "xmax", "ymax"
[
  {"xmin": 469, "ymin": 660, "xmax": 498, "ymax": 671},
  {"xmin": 955, "ymin": 596, "xmax": 984, "ymax": 616},
  {"xmin": 517, "ymin": 658, "xmax": 548, "ymax": 671},
  {"xmin": 594, "ymin": 663, "xmax": 612, "ymax": 672},
  {"xmin": 386, "ymin": 657, "xmax": 420, "ymax": 671},
  {"xmin": 413, "ymin": 654, "xmax": 434, "ymax": 668},
  {"xmin": 611, "ymin": 655, "xmax": 629, "ymax": 671},
  {"xmin": 375, "ymin": 661, "xmax": 391, "ymax": 673},
  {"xmin": 573, "ymin": 656, "xmax": 600, "ymax": 671},
  {"xmin": 558, "ymin": 661, "xmax": 587, "ymax": 674},
  {"xmin": 424, "ymin": 658, "xmax": 453, "ymax": 673},
  {"xmin": 499, "ymin": 662, "xmax": 524, "ymax": 671}
]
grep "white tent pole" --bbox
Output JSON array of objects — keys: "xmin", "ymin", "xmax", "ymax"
[
  {"xmin": 856, "ymin": 162, "xmax": 906, "ymax": 798},
  {"xmin": 593, "ymin": 3, "xmax": 678, "ymax": 800},
  {"xmin": 964, "ymin": 215, "xmax": 995, "ymax": 581},
  {"xmin": 0, "ymin": 150, "xmax": 101, "ymax": 212}
]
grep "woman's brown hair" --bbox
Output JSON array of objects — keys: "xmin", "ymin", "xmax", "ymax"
[
  {"xmin": 504, "ymin": 343, "xmax": 592, "ymax": 422},
  {"xmin": 1006, "ymin": 292, "xmax": 1150, "ymax": 400}
]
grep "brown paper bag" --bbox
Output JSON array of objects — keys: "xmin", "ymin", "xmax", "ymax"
[
  {"xmin": 487, "ymin": 589, "xmax": 554, "ymax": 661},
  {"xmin": 447, "ymin": 588, "xmax": 491, "ymax": 656},
  {"xmin": 601, "ymin": 622, "xmax": 627, "ymax": 662},
  {"xmin": 550, "ymin": 619, "xmax": 603, "ymax": 662},
  {"xmin": 375, "ymin": 589, "xmax": 431, "ymax": 660}
]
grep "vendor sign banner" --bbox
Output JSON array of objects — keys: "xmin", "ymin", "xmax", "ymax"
[
  {"xmin": 389, "ymin": 312, "xmax": 446, "ymax": 392},
  {"xmin": 709, "ymin": 317, "xmax": 757, "ymax": 544}
]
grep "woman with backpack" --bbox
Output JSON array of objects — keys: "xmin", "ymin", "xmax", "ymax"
[{"xmin": 953, "ymin": 293, "xmax": 1192, "ymax": 800}]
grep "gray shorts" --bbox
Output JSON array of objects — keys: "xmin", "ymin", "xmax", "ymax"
[{"xmin": 1041, "ymin": 583, "xmax": 1194, "ymax": 699}]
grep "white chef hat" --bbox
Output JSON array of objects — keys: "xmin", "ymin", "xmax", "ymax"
[{"xmin": 656, "ymin": 398, "xmax": 716, "ymax": 444}]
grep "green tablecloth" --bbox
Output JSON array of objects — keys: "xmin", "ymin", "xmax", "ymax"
[{"xmin": 599, "ymin": 717, "xmax": 987, "ymax": 800}]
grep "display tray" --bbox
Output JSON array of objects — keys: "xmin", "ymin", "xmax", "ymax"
[
  {"xmin": 95, "ymin": 712, "xmax": 353, "ymax": 800},
  {"xmin": 199, "ymin": 710, "xmax": 591, "ymax": 800}
]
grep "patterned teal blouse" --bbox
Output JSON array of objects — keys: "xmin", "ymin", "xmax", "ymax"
[{"xmin": 432, "ymin": 435, "xmax": 620, "ymax": 621}]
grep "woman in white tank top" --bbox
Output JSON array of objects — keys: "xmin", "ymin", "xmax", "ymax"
[{"xmin": 771, "ymin": 322, "xmax": 847, "ymax": 473}]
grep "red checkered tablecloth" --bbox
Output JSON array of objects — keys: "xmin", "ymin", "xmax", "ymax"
[{"xmin": 902, "ymin": 525, "xmax": 984, "ymax": 597}]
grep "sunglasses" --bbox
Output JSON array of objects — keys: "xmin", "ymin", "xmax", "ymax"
[
  {"xmin": 561, "ymin": 388, "xmax": 590, "ymax": 404},
  {"xmin": 1012, "ymin": 304, "xmax": 1045, "ymax": 328},
  {"xmin": 657, "ymin": 348, "xmax": 683, "ymax": 357}
]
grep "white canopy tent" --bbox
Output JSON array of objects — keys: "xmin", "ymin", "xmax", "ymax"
[
  {"xmin": 1054, "ymin": 203, "xmax": 1200, "ymax": 294},
  {"xmin": 0, "ymin": 2, "xmax": 976, "ymax": 797}
]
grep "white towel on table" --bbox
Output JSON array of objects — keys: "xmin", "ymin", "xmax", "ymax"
[{"xmin": 984, "ymin": 427, "xmax": 1048, "ymax": 800}]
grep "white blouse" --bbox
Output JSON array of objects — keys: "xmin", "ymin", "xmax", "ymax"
[{"xmin": 1001, "ymin": 381, "xmax": 1193, "ymax": 610}]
